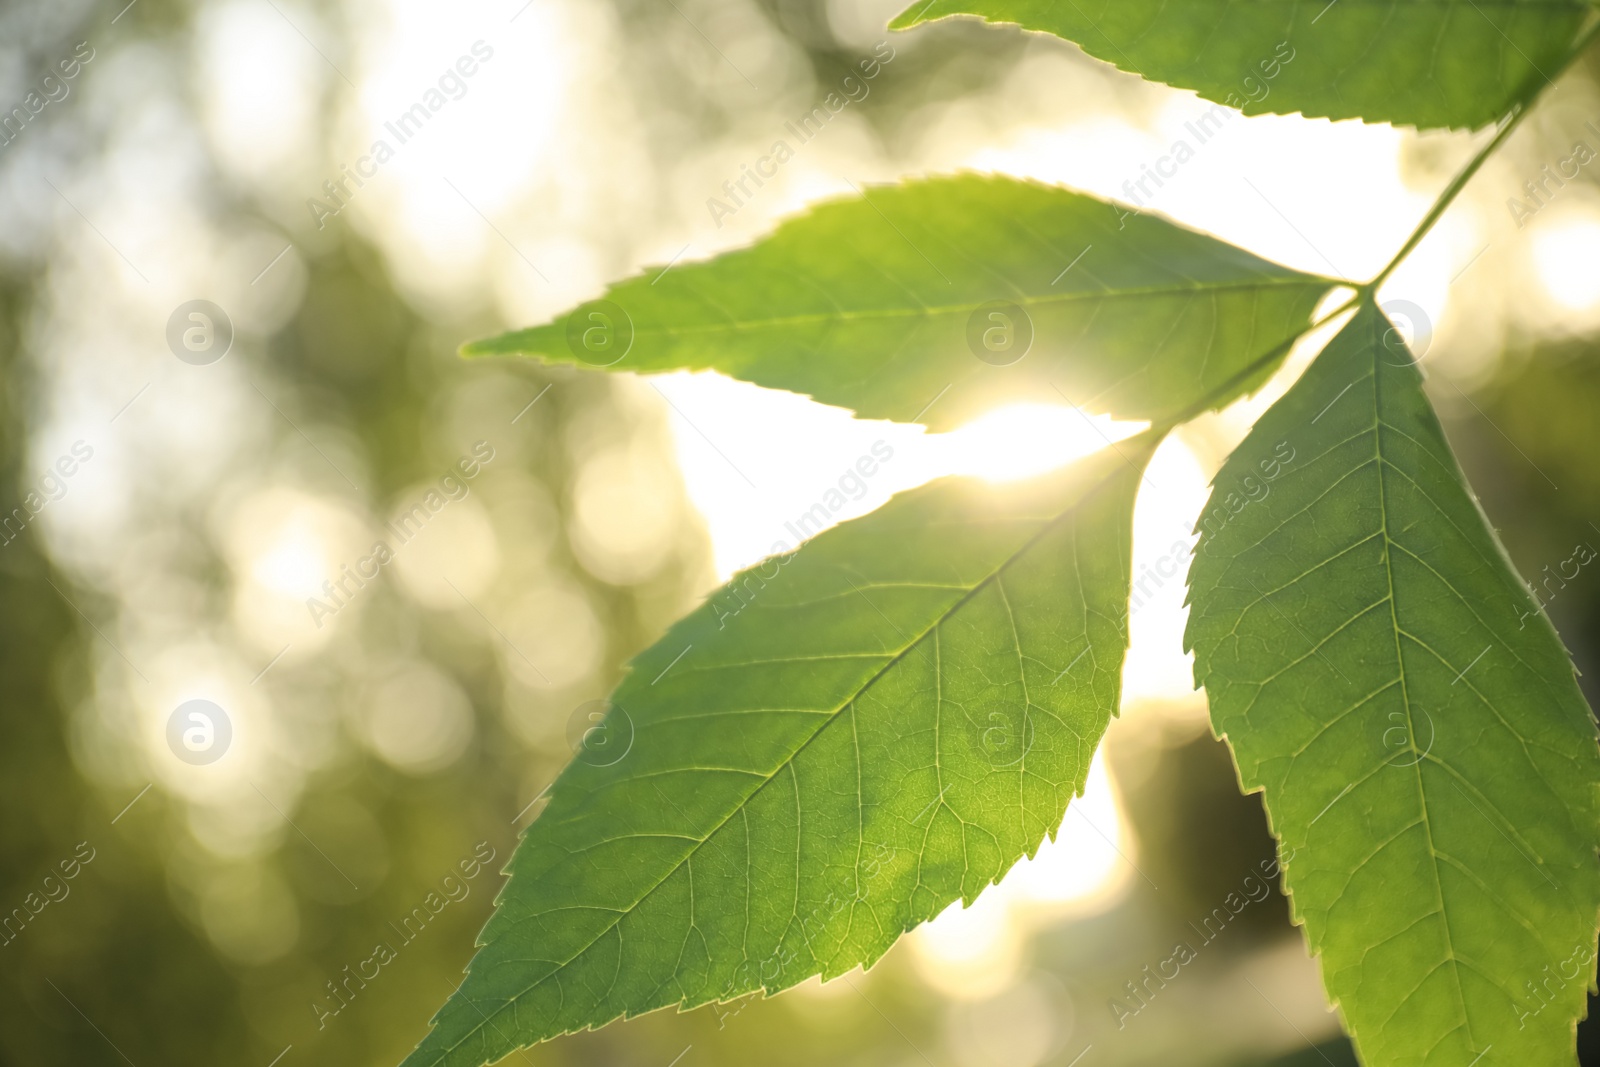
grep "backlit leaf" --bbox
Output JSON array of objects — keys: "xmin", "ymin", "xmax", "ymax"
[
  {"xmin": 1185, "ymin": 304, "xmax": 1600, "ymax": 1064},
  {"xmin": 891, "ymin": 0, "xmax": 1590, "ymax": 131},
  {"xmin": 465, "ymin": 175, "xmax": 1334, "ymax": 431},
  {"xmin": 401, "ymin": 434, "xmax": 1156, "ymax": 1066}
]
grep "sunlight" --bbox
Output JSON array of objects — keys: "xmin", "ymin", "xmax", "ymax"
[
  {"xmin": 656, "ymin": 374, "xmax": 1150, "ymax": 582},
  {"xmin": 909, "ymin": 752, "xmax": 1133, "ymax": 999},
  {"xmin": 225, "ymin": 487, "xmax": 368, "ymax": 652},
  {"xmin": 934, "ymin": 402, "xmax": 1145, "ymax": 483},
  {"xmin": 251, "ymin": 528, "xmax": 329, "ymax": 599},
  {"xmin": 1122, "ymin": 435, "xmax": 1212, "ymax": 704},
  {"xmin": 1530, "ymin": 207, "xmax": 1600, "ymax": 313},
  {"xmin": 197, "ymin": 0, "xmax": 325, "ymax": 186},
  {"xmin": 1005, "ymin": 753, "xmax": 1130, "ymax": 908},
  {"xmin": 910, "ymin": 889, "xmax": 1024, "ymax": 1000}
]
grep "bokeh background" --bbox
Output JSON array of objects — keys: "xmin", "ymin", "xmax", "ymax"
[{"xmin": 2, "ymin": 1, "xmax": 1599, "ymax": 1065}]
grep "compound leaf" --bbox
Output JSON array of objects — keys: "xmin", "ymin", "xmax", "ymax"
[
  {"xmin": 399, "ymin": 434, "xmax": 1154, "ymax": 1067},
  {"xmin": 466, "ymin": 175, "xmax": 1334, "ymax": 431},
  {"xmin": 1186, "ymin": 304, "xmax": 1600, "ymax": 1064},
  {"xmin": 892, "ymin": 1, "xmax": 1591, "ymax": 131}
]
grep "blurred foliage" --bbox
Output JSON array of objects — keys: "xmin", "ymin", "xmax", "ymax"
[
  {"xmin": 1462, "ymin": 336, "xmax": 1600, "ymax": 696},
  {"xmin": 1451, "ymin": 336, "xmax": 1600, "ymax": 1063},
  {"xmin": 1109, "ymin": 726, "xmax": 1288, "ymax": 941}
]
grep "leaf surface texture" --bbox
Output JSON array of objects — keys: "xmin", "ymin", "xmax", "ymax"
[
  {"xmin": 893, "ymin": 0, "xmax": 1591, "ymax": 130},
  {"xmin": 1186, "ymin": 305, "xmax": 1600, "ymax": 1064},
  {"xmin": 402, "ymin": 437, "xmax": 1156, "ymax": 1067},
  {"xmin": 466, "ymin": 175, "xmax": 1332, "ymax": 430}
]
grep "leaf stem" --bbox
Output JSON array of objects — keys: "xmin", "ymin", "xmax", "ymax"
[
  {"xmin": 1164, "ymin": 16, "xmax": 1600, "ymax": 435},
  {"xmin": 1363, "ymin": 15, "xmax": 1600, "ymax": 298}
]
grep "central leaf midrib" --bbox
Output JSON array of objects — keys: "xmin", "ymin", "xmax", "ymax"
[
  {"xmin": 482, "ymin": 277, "xmax": 1332, "ymax": 346},
  {"xmin": 432, "ymin": 440, "xmax": 1150, "ymax": 1061},
  {"xmin": 908, "ymin": 0, "xmax": 1590, "ymax": 19},
  {"xmin": 1366, "ymin": 315, "xmax": 1478, "ymax": 1049}
]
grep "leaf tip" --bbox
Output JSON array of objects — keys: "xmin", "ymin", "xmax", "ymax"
[{"xmin": 458, "ymin": 327, "xmax": 563, "ymax": 364}]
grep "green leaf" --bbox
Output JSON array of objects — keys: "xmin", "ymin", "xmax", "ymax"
[
  {"xmin": 891, "ymin": 1, "xmax": 1591, "ymax": 131},
  {"xmin": 465, "ymin": 175, "xmax": 1334, "ymax": 431},
  {"xmin": 1185, "ymin": 304, "xmax": 1600, "ymax": 1064},
  {"xmin": 401, "ymin": 434, "xmax": 1156, "ymax": 1067}
]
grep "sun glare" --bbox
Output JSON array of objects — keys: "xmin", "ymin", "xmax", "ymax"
[
  {"xmin": 934, "ymin": 402, "xmax": 1146, "ymax": 483},
  {"xmin": 1531, "ymin": 208, "xmax": 1600, "ymax": 315},
  {"xmin": 909, "ymin": 752, "xmax": 1133, "ymax": 999}
]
